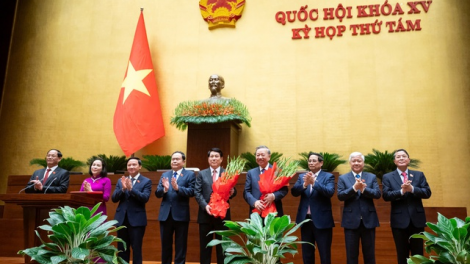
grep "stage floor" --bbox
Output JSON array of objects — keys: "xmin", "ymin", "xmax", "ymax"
[{"xmin": 0, "ymin": 258, "xmax": 203, "ymax": 264}]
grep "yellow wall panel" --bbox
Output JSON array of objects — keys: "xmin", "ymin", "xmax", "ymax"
[{"xmin": 0, "ymin": 0, "xmax": 469, "ymax": 212}]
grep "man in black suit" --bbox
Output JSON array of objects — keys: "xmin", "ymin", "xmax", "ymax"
[
  {"xmin": 337, "ymin": 152, "xmax": 381, "ymax": 264},
  {"xmin": 25, "ymin": 149, "xmax": 69, "ymax": 193},
  {"xmin": 112, "ymin": 157, "xmax": 152, "ymax": 264},
  {"xmin": 194, "ymin": 148, "xmax": 237, "ymax": 264},
  {"xmin": 291, "ymin": 152, "xmax": 335, "ymax": 264},
  {"xmin": 155, "ymin": 151, "xmax": 195, "ymax": 264},
  {"xmin": 243, "ymin": 145, "xmax": 288, "ymax": 217},
  {"xmin": 382, "ymin": 149, "xmax": 432, "ymax": 264}
]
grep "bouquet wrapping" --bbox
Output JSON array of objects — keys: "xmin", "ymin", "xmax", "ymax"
[
  {"xmin": 252, "ymin": 158, "xmax": 299, "ymax": 218},
  {"xmin": 209, "ymin": 156, "xmax": 247, "ymax": 219}
]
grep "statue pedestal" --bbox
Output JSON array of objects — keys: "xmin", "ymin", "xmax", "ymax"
[{"xmin": 186, "ymin": 121, "xmax": 241, "ymax": 169}]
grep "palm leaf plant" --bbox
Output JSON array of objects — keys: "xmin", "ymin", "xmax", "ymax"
[
  {"xmin": 141, "ymin": 155, "xmax": 171, "ymax": 171},
  {"xmin": 297, "ymin": 152, "xmax": 347, "ymax": 172},
  {"xmin": 240, "ymin": 151, "xmax": 284, "ymax": 171},
  {"xmin": 18, "ymin": 203, "xmax": 128, "ymax": 264},
  {"xmin": 86, "ymin": 154, "xmax": 127, "ymax": 173},
  {"xmin": 407, "ymin": 213, "xmax": 470, "ymax": 264},
  {"xmin": 364, "ymin": 149, "xmax": 421, "ymax": 182},
  {"xmin": 207, "ymin": 212, "xmax": 311, "ymax": 264},
  {"xmin": 30, "ymin": 157, "xmax": 86, "ymax": 172}
]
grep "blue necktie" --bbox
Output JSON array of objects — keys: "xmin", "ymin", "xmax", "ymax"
[
  {"xmin": 173, "ymin": 171, "xmax": 178, "ymax": 179},
  {"xmin": 261, "ymin": 168, "xmax": 265, "ymax": 174}
]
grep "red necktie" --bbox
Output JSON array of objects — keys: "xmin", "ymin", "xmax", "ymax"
[
  {"xmin": 401, "ymin": 172, "xmax": 408, "ymax": 182},
  {"xmin": 212, "ymin": 170, "xmax": 217, "ymax": 182},
  {"xmin": 43, "ymin": 168, "xmax": 52, "ymax": 184}
]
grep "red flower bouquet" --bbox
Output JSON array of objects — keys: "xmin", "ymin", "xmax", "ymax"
[
  {"xmin": 209, "ymin": 156, "xmax": 247, "ymax": 219},
  {"xmin": 253, "ymin": 158, "xmax": 299, "ymax": 218}
]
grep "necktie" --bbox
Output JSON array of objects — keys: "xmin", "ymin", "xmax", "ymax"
[
  {"xmin": 173, "ymin": 171, "xmax": 178, "ymax": 179},
  {"xmin": 261, "ymin": 168, "xmax": 265, "ymax": 174},
  {"xmin": 131, "ymin": 177, "xmax": 136, "ymax": 186},
  {"xmin": 402, "ymin": 172, "xmax": 408, "ymax": 182},
  {"xmin": 212, "ymin": 170, "xmax": 217, "ymax": 182},
  {"xmin": 43, "ymin": 169, "xmax": 51, "ymax": 184},
  {"xmin": 355, "ymin": 174, "xmax": 360, "ymax": 179}
]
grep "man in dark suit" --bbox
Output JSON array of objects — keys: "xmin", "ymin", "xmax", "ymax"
[
  {"xmin": 337, "ymin": 152, "xmax": 381, "ymax": 264},
  {"xmin": 25, "ymin": 149, "xmax": 69, "ymax": 193},
  {"xmin": 382, "ymin": 149, "xmax": 432, "ymax": 264},
  {"xmin": 112, "ymin": 157, "xmax": 152, "ymax": 264},
  {"xmin": 243, "ymin": 145, "xmax": 288, "ymax": 217},
  {"xmin": 292, "ymin": 152, "xmax": 335, "ymax": 264},
  {"xmin": 155, "ymin": 151, "xmax": 195, "ymax": 264},
  {"xmin": 194, "ymin": 148, "xmax": 237, "ymax": 264}
]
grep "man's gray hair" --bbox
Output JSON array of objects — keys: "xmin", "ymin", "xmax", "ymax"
[
  {"xmin": 255, "ymin": 145, "xmax": 271, "ymax": 155},
  {"xmin": 349, "ymin": 152, "xmax": 364, "ymax": 161}
]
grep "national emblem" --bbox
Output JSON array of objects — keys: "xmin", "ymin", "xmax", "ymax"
[{"xmin": 199, "ymin": 0, "xmax": 246, "ymax": 29}]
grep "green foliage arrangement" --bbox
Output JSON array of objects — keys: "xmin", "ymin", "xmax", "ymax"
[
  {"xmin": 18, "ymin": 203, "xmax": 128, "ymax": 264},
  {"xmin": 407, "ymin": 213, "xmax": 470, "ymax": 264},
  {"xmin": 364, "ymin": 149, "xmax": 421, "ymax": 182},
  {"xmin": 86, "ymin": 154, "xmax": 127, "ymax": 173},
  {"xmin": 240, "ymin": 151, "xmax": 283, "ymax": 171},
  {"xmin": 141, "ymin": 155, "xmax": 172, "ymax": 171},
  {"xmin": 170, "ymin": 98, "xmax": 252, "ymax": 131},
  {"xmin": 297, "ymin": 152, "xmax": 347, "ymax": 172},
  {"xmin": 30, "ymin": 157, "xmax": 86, "ymax": 172},
  {"xmin": 208, "ymin": 212, "xmax": 311, "ymax": 264}
]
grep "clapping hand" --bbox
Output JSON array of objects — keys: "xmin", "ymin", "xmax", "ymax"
[
  {"xmin": 162, "ymin": 177, "xmax": 170, "ymax": 192},
  {"xmin": 83, "ymin": 181, "xmax": 92, "ymax": 192},
  {"xmin": 30, "ymin": 176, "xmax": 43, "ymax": 191},
  {"xmin": 121, "ymin": 176, "xmax": 129, "ymax": 191},
  {"xmin": 304, "ymin": 172, "xmax": 315, "ymax": 186},
  {"xmin": 401, "ymin": 180, "xmax": 413, "ymax": 193}
]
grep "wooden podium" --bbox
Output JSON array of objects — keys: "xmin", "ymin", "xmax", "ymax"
[
  {"xmin": 0, "ymin": 193, "xmax": 103, "ymax": 263},
  {"xmin": 186, "ymin": 121, "xmax": 241, "ymax": 169}
]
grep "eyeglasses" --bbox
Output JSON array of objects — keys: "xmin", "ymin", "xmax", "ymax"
[{"xmin": 46, "ymin": 155, "xmax": 58, "ymax": 158}]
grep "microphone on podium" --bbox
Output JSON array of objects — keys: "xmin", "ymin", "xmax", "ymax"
[
  {"xmin": 44, "ymin": 178, "xmax": 57, "ymax": 194},
  {"xmin": 18, "ymin": 183, "xmax": 34, "ymax": 194}
]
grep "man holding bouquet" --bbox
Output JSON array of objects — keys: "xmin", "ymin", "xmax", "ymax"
[
  {"xmin": 243, "ymin": 145, "xmax": 288, "ymax": 217},
  {"xmin": 195, "ymin": 148, "xmax": 237, "ymax": 264}
]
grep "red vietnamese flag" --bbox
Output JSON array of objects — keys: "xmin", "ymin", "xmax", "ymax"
[{"xmin": 113, "ymin": 10, "xmax": 165, "ymax": 156}]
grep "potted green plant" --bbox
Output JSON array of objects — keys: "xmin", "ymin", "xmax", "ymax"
[
  {"xmin": 141, "ymin": 155, "xmax": 172, "ymax": 171},
  {"xmin": 364, "ymin": 149, "xmax": 421, "ymax": 182},
  {"xmin": 207, "ymin": 212, "xmax": 311, "ymax": 264},
  {"xmin": 297, "ymin": 152, "xmax": 347, "ymax": 172},
  {"xmin": 407, "ymin": 213, "xmax": 470, "ymax": 264},
  {"xmin": 240, "ymin": 151, "xmax": 283, "ymax": 171},
  {"xmin": 18, "ymin": 203, "xmax": 128, "ymax": 264},
  {"xmin": 86, "ymin": 154, "xmax": 127, "ymax": 174},
  {"xmin": 30, "ymin": 157, "xmax": 86, "ymax": 174}
]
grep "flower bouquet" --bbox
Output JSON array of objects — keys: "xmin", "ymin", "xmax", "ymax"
[
  {"xmin": 209, "ymin": 156, "xmax": 247, "ymax": 219},
  {"xmin": 170, "ymin": 98, "xmax": 251, "ymax": 131},
  {"xmin": 253, "ymin": 158, "xmax": 299, "ymax": 217}
]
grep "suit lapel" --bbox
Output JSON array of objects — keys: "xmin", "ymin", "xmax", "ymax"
[
  {"xmin": 392, "ymin": 170, "xmax": 403, "ymax": 186},
  {"xmin": 348, "ymin": 171, "xmax": 356, "ymax": 186},
  {"xmin": 177, "ymin": 168, "xmax": 185, "ymax": 184}
]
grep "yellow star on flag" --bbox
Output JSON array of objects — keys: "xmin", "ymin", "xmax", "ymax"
[{"xmin": 121, "ymin": 61, "xmax": 152, "ymax": 104}]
